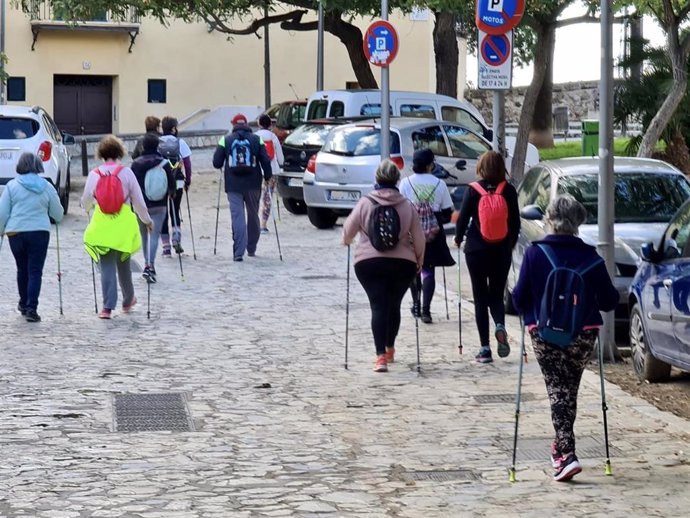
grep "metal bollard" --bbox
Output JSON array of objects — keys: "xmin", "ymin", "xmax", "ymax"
[{"xmin": 81, "ymin": 139, "xmax": 88, "ymax": 176}]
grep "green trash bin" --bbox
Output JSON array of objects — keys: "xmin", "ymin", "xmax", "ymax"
[{"xmin": 582, "ymin": 120, "xmax": 599, "ymax": 156}]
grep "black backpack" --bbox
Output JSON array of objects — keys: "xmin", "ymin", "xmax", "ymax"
[{"xmin": 366, "ymin": 196, "xmax": 400, "ymax": 251}]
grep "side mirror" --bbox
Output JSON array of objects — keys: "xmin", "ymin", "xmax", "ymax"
[
  {"xmin": 62, "ymin": 132, "xmax": 76, "ymax": 145},
  {"xmin": 640, "ymin": 242, "xmax": 656, "ymax": 262},
  {"xmin": 455, "ymin": 159, "xmax": 467, "ymax": 171},
  {"xmin": 520, "ymin": 204, "xmax": 544, "ymax": 221}
]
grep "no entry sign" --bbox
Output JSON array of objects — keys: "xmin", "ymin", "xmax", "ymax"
[
  {"xmin": 476, "ymin": 0, "xmax": 525, "ymax": 35},
  {"xmin": 478, "ymin": 30, "xmax": 513, "ymax": 90},
  {"xmin": 363, "ymin": 20, "xmax": 399, "ymax": 67}
]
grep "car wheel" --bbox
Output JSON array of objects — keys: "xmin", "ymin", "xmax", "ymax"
[
  {"xmin": 60, "ymin": 168, "xmax": 71, "ymax": 214},
  {"xmin": 283, "ymin": 198, "xmax": 307, "ymax": 215},
  {"xmin": 504, "ymin": 286, "xmax": 517, "ymax": 315},
  {"xmin": 629, "ymin": 303, "xmax": 671, "ymax": 383},
  {"xmin": 307, "ymin": 207, "xmax": 338, "ymax": 229}
]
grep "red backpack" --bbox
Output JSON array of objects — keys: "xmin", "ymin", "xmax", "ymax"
[
  {"xmin": 470, "ymin": 180, "xmax": 509, "ymax": 243},
  {"xmin": 94, "ymin": 165, "xmax": 125, "ymax": 214}
]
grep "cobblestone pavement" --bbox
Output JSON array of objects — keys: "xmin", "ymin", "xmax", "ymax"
[{"xmin": 1, "ymin": 167, "xmax": 690, "ymax": 518}]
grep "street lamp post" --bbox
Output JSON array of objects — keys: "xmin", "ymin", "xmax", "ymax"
[
  {"xmin": 380, "ymin": 0, "xmax": 390, "ymax": 159},
  {"xmin": 317, "ymin": 1, "xmax": 324, "ymax": 91}
]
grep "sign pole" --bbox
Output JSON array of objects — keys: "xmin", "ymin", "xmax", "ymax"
[
  {"xmin": 380, "ymin": 0, "xmax": 390, "ymax": 159},
  {"xmin": 492, "ymin": 90, "xmax": 506, "ymax": 158},
  {"xmin": 317, "ymin": 1, "xmax": 324, "ymax": 91}
]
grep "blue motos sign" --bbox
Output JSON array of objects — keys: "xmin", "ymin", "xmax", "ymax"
[
  {"xmin": 363, "ymin": 20, "xmax": 399, "ymax": 67},
  {"xmin": 475, "ymin": 0, "xmax": 525, "ymax": 35}
]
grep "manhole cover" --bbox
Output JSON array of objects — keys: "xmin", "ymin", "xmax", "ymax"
[
  {"xmin": 498, "ymin": 436, "xmax": 624, "ymax": 462},
  {"xmin": 113, "ymin": 393, "xmax": 194, "ymax": 432},
  {"xmin": 404, "ymin": 470, "xmax": 479, "ymax": 482},
  {"xmin": 474, "ymin": 393, "xmax": 535, "ymax": 403}
]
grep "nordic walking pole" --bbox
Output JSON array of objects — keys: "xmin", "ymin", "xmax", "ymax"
[
  {"xmin": 270, "ymin": 190, "xmax": 283, "ymax": 261},
  {"xmin": 169, "ymin": 196, "xmax": 185, "ymax": 282},
  {"xmin": 511, "ymin": 258, "xmax": 527, "ymax": 363},
  {"xmin": 344, "ymin": 245, "xmax": 351, "ymax": 370},
  {"xmin": 597, "ymin": 335, "xmax": 613, "ymax": 476},
  {"xmin": 147, "ymin": 230, "xmax": 152, "ymax": 320},
  {"xmin": 86, "ymin": 210, "xmax": 99, "ymax": 314},
  {"xmin": 415, "ymin": 279, "xmax": 421, "ymax": 373},
  {"xmin": 276, "ymin": 193, "xmax": 281, "ymax": 221},
  {"xmin": 213, "ymin": 169, "xmax": 223, "ymax": 256},
  {"xmin": 508, "ymin": 316, "xmax": 527, "ymax": 483},
  {"xmin": 457, "ymin": 246, "xmax": 463, "ymax": 355},
  {"xmin": 184, "ymin": 189, "xmax": 197, "ymax": 261},
  {"xmin": 442, "ymin": 267, "xmax": 449, "ymax": 320},
  {"xmin": 55, "ymin": 222, "xmax": 64, "ymax": 316}
]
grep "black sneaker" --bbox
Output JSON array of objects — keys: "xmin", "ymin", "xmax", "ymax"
[
  {"xmin": 495, "ymin": 324, "xmax": 510, "ymax": 358},
  {"xmin": 17, "ymin": 303, "xmax": 27, "ymax": 316},
  {"xmin": 553, "ymin": 453, "xmax": 582, "ymax": 482},
  {"xmin": 233, "ymin": 256, "xmax": 243, "ymax": 262},
  {"xmin": 142, "ymin": 266, "xmax": 152, "ymax": 282},
  {"xmin": 421, "ymin": 311, "xmax": 433, "ymax": 324},
  {"xmin": 25, "ymin": 310, "xmax": 41, "ymax": 323},
  {"xmin": 475, "ymin": 348, "xmax": 493, "ymax": 364},
  {"xmin": 173, "ymin": 243, "xmax": 184, "ymax": 254},
  {"xmin": 410, "ymin": 302, "xmax": 421, "ymax": 318}
]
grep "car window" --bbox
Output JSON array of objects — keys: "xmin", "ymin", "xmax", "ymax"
[
  {"xmin": 284, "ymin": 123, "xmax": 338, "ymax": 148},
  {"xmin": 42, "ymin": 114, "xmax": 59, "ymax": 141},
  {"xmin": 359, "ymin": 104, "xmax": 392, "ymax": 116},
  {"xmin": 291, "ymin": 104, "xmax": 306, "ymax": 126},
  {"xmin": 45, "ymin": 113, "xmax": 63, "ymax": 142},
  {"xmin": 518, "ymin": 167, "xmax": 544, "ymax": 207},
  {"xmin": 663, "ymin": 201, "xmax": 690, "ymax": 258},
  {"xmin": 0, "ymin": 117, "xmax": 40, "ymax": 139},
  {"xmin": 307, "ymin": 100, "xmax": 328, "ymax": 120},
  {"xmin": 265, "ymin": 104, "xmax": 281, "ymax": 121},
  {"xmin": 411, "ymin": 125, "xmax": 448, "ymax": 156},
  {"xmin": 533, "ymin": 172, "xmax": 552, "ymax": 212},
  {"xmin": 441, "ymin": 106, "xmax": 485, "ymax": 135},
  {"xmin": 557, "ymin": 173, "xmax": 690, "ymax": 224},
  {"xmin": 400, "ymin": 104, "xmax": 436, "ymax": 118},
  {"xmin": 329, "ymin": 101, "xmax": 345, "ymax": 118},
  {"xmin": 444, "ymin": 125, "xmax": 490, "ymax": 159},
  {"xmin": 322, "ymin": 126, "xmax": 401, "ymax": 156}
]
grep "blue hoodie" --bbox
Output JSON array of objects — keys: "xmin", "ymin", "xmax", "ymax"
[{"xmin": 0, "ymin": 174, "xmax": 64, "ymax": 234}]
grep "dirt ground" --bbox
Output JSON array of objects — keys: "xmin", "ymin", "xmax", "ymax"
[{"xmin": 601, "ymin": 360, "xmax": 690, "ymax": 420}]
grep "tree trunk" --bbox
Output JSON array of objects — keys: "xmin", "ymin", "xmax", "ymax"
[
  {"xmin": 325, "ymin": 14, "xmax": 378, "ymax": 89},
  {"xmin": 529, "ymin": 36, "xmax": 555, "ymax": 149},
  {"xmin": 511, "ymin": 23, "xmax": 556, "ymax": 183},
  {"xmin": 638, "ymin": 49, "xmax": 687, "ymax": 157},
  {"xmin": 433, "ymin": 11, "xmax": 458, "ymax": 97}
]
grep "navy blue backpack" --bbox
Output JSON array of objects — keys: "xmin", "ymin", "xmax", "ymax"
[{"xmin": 537, "ymin": 244, "xmax": 603, "ymax": 348}]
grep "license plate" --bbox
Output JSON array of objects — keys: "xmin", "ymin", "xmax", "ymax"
[
  {"xmin": 329, "ymin": 190, "xmax": 360, "ymax": 202},
  {"xmin": 0, "ymin": 151, "xmax": 14, "ymax": 161},
  {"xmin": 288, "ymin": 178, "xmax": 303, "ymax": 188}
]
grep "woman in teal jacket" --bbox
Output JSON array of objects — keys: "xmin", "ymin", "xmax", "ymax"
[{"xmin": 0, "ymin": 152, "xmax": 64, "ymax": 322}]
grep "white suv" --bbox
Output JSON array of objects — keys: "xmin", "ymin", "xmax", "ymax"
[{"xmin": 0, "ymin": 105, "xmax": 74, "ymax": 213}]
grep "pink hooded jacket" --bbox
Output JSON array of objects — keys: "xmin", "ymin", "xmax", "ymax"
[{"xmin": 343, "ymin": 188, "xmax": 425, "ymax": 269}]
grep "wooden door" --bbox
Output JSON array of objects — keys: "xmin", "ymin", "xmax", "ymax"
[{"xmin": 53, "ymin": 75, "xmax": 112, "ymax": 135}]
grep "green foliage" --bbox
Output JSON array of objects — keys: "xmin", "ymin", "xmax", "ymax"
[
  {"xmin": 0, "ymin": 52, "xmax": 7, "ymax": 84},
  {"xmin": 539, "ymin": 138, "xmax": 638, "ymax": 160}
]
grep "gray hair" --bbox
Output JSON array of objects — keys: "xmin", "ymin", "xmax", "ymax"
[
  {"xmin": 16, "ymin": 152, "xmax": 44, "ymax": 175},
  {"xmin": 546, "ymin": 194, "xmax": 587, "ymax": 235},
  {"xmin": 375, "ymin": 159, "xmax": 400, "ymax": 185}
]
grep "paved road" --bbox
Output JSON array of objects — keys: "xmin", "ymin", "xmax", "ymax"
[{"xmin": 1, "ymin": 168, "xmax": 689, "ymax": 517}]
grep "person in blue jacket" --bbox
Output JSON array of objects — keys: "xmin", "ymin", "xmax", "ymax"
[
  {"xmin": 512, "ymin": 194, "xmax": 618, "ymax": 483},
  {"xmin": 0, "ymin": 152, "xmax": 64, "ymax": 322}
]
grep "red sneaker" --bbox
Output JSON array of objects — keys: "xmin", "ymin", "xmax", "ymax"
[
  {"xmin": 123, "ymin": 297, "xmax": 138, "ymax": 313},
  {"xmin": 98, "ymin": 309, "xmax": 112, "ymax": 319},
  {"xmin": 373, "ymin": 355, "xmax": 388, "ymax": 373}
]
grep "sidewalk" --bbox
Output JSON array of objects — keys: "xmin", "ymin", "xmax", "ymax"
[{"xmin": 0, "ymin": 170, "xmax": 689, "ymax": 517}]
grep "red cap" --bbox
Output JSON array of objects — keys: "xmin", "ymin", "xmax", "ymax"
[{"xmin": 232, "ymin": 113, "xmax": 248, "ymax": 125}]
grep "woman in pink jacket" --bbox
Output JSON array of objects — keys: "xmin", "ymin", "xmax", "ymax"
[{"xmin": 343, "ymin": 160, "xmax": 426, "ymax": 372}]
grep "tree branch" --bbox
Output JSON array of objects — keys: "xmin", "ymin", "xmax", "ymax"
[
  {"xmin": 205, "ymin": 9, "xmax": 308, "ymax": 36},
  {"xmin": 555, "ymin": 13, "xmax": 631, "ymax": 28}
]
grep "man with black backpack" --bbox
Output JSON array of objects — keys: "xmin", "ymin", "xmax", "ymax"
[
  {"xmin": 512, "ymin": 195, "xmax": 618, "ymax": 482},
  {"xmin": 212, "ymin": 113, "xmax": 272, "ymax": 261}
]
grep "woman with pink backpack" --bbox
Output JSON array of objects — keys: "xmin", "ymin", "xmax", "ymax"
[{"xmin": 454, "ymin": 150, "xmax": 520, "ymax": 363}]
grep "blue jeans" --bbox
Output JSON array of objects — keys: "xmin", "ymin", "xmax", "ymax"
[
  {"xmin": 8, "ymin": 231, "xmax": 50, "ymax": 311},
  {"xmin": 227, "ymin": 190, "xmax": 261, "ymax": 259}
]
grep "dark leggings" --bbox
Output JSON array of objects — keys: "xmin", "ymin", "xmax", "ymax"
[
  {"xmin": 355, "ymin": 258, "xmax": 417, "ymax": 355},
  {"xmin": 161, "ymin": 188, "xmax": 183, "ymax": 236},
  {"xmin": 410, "ymin": 268, "xmax": 435, "ymax": 312},
  {"xmin": 9, "ymin": 231, "xmax": 50, "ymax": 311},
  {"xmin": 465, "ymin": 250, "xmax": 512, "ymax": 347}
]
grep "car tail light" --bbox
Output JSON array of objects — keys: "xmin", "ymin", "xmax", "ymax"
[
  {"xmin": 37, "ymin": 141, "xmax": 52, "ymax": 162},
  {"xmin": 390, "ymin": 156, "xmax": 404, "ymax": 170},
  {"xmin": 306, "ymin": 155, "xmax": 317, "ymax": 174}
]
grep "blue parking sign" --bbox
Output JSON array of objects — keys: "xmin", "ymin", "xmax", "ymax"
[{"xmin": 475, "ymin": 0, "xmax": 525, "ymax": 35}]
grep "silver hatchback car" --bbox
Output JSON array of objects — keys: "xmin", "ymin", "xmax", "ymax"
[{"xmin": 302, "ymin": 118, "xmax": 537, "ymax": 229}]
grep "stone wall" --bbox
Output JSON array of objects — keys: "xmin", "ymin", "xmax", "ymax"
[{"xmin": 466, "ymin": 80, "xmax": 600, "ymax": 125}]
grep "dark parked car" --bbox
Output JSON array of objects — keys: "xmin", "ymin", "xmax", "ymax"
[
  {"xmin": 506, "ymin": 157, "xmax": 690, "ymax": 334},
  {"xmin": 263, "ymin": 100, "xmax": 307, "ymax": 143},
  {"xmin": 629, "ymin": 199, "xmax": 690, "ymax": 382}
]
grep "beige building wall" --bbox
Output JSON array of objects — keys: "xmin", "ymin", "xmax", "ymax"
[{"xmin": 4, "ymin": 5, "xmax": 468, "ymax": 133}]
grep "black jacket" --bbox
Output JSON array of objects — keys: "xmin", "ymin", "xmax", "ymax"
[
  {"xmin": 131, "ymin": 152, "xmax": 176, "ymax": 208},
  {"xmin": 212, "ymin": 125, "xmax": 272, "ymax": 193},
  {"xmin": 454, "ymin": 179, "xmax": 520, "ymax": 254}
]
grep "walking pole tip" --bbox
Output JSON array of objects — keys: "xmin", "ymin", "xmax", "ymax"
[
  {"xmin": 604, "ymin": 460, "xmax": 613, "ymax": 476},
  {"xmin": 508, "ymin": 468, "xmax": 517, "ymax": 483}
]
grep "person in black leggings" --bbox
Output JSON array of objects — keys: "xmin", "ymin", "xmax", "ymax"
[
  {"xmin": 454, "ymin": 151, "xmax": 520, "ymax": 364},
  {"xmin": 343, "ymin": 160, "xmax": 425, "ymax": 372}
]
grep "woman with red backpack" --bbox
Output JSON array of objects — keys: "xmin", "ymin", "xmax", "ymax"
[
  {"xmin": 82, "ymin": 135, "xmax": 153, "ymax": 319},
  {"xmin": 454, "ymin": 150, "xmax": 520, "ymax": 363}
]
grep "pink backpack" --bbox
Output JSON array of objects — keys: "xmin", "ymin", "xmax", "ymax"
[{"xmin": 470, "ymin": 181, "xmax": 509, "ymax": 243}]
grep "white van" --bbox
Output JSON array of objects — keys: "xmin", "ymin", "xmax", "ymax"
[{"xmin": 305, "ymin": 89, "xmax": 492, "ymax": 140}]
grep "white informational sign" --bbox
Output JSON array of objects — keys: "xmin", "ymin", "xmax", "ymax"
[{"xmin": 477, "ymin": 29, "xmax": 513, "ymax": 90}]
